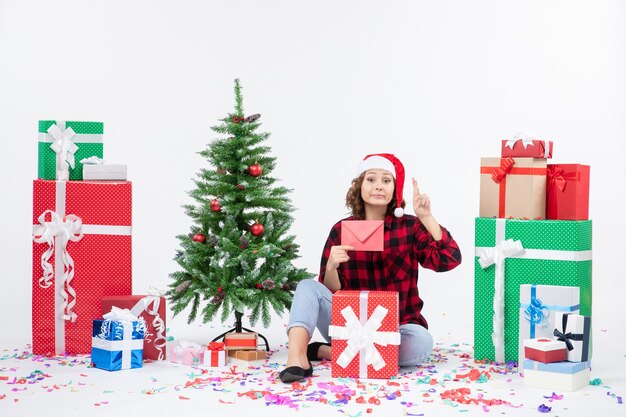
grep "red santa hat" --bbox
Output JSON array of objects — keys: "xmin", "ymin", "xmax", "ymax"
[{"xmin": 356, "ymin": 153, "xmax": 406, "ymax": 217}]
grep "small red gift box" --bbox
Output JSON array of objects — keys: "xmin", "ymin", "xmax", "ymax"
[
  {"xmin": 102, "ymin": 295, "xmax": 167, "ymax": 360},
  {"xmin": 523, "ymin": 338, "xmax": 567, "ymax": 363},
  {"xmin": 329, "ymin": 291, "xmax": 401, "ymax": 379},
  {"xmin": 546, "ymin": 164, "xmax": 590, "ymax": 220},
  {"xmin": 501, "ymin": 138, "xmax": 553, "ymax": 159},
  {"xmin": 32, "ymin": 180, "xmax": 132, "ymax": 355},
  {"xmin": 204, "ymin": 342, "xmax": 226, "ymax": 367}
]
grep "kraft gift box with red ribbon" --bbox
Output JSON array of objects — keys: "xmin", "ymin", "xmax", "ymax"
[
  {"xmin": 203, "ymin": 342, "xmax": 227, "ymax": 367},
  {"xmin": 224, "ymin": 332, "xmax": 258, "ymax": 350},
  {"xmin": 480, "ymin": 157, "xmax": 547, "ymax": 219},
  {"xmin": 501, "ymin": 137, "xmax": 553, "ymax": 159},
  {"xmin": 227, "ymin": 349, "xmax": 267, "ymax": 361},
  {"xmin": 102, "ymin": 295, "xmax": 167, "ymax": 360},
  {"xmin": 328, "ymin": 291, "xmax": 401, "ymax": 379},
  {"xmin": 553, "ymin": 312, "xmax": 591, "ymax": 362},
  {"xmin": 546, "ymin": 164, "xmax": 590, "ymax": 220},
  {"xmin": 170, "ymin": 341, "xmax": 204, "ymax": 366},
  {"xmin": 32, "ymin": 179, "xmax": 132, "ymax": 355}
]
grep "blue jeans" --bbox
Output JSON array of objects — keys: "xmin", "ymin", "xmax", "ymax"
[{"xmin": 287, "ymin": 279, "xmax": 433, "ymax": 367}]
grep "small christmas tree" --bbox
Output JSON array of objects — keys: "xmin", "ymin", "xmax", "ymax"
[{"xmin": 168, "ymin": 79, "xmax": 313, "ymax": 328}]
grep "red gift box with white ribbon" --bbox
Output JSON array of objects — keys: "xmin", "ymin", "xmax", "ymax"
[
  {"xmin": 32, "ymin": 180, "xmax": 132, "ymax": 355},
  {"xmin": 501, "ymin": 136, "xmax": 553, "ymax": 159},
  {"xmin": 329, "ymin": 290, "xmax": 400, "ymax": 379},
  {"xmin": 102, "ymin": 295, "xmax": 167, "ymax": 360}
]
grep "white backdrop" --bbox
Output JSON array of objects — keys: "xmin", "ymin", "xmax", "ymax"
[{"xmin": 0, "ymin": 0, "xmax": 624, "ymax": 348}]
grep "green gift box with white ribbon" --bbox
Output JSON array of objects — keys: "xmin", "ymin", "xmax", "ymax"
[
  {"xmin": 473, "ymin": 217, "xmax": 592, "ymax": 364},
  {"xmin": 38, "ymin": 120, "xmax": 104, "ymax": 180}
]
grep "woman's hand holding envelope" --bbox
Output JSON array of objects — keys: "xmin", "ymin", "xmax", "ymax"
[{"xmin": 326, "ymin": 245, "xmax": 354, "ymax": 272}]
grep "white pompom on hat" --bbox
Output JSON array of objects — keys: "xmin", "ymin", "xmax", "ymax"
[{"xmin": 356, "ymin": 153, "xmax": 406, "ymax": 217}]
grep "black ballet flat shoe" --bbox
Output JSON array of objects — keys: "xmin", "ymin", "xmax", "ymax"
[
  {"xmin": 279, "ymin": 361, "xmax": 313, "ymax": 383},
  {"xmin": 306, "ymin": 342, "xmax": 331, "ymax": 362}
]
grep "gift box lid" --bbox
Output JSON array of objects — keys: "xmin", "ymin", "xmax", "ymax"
[
  {"xmin": 39, "ymin": 120, "xmax": 103, "ymax": 134},
  {"xmin": 523, "ymin": 359, "xmax": 590, "ymax": 374},
  {"xmin": 523, "ymin": 338, "xmax": 567, "ymax": 352},
  {"xmin": 92, "ymin": 319, "xmax": 145, "ymax": 341}
]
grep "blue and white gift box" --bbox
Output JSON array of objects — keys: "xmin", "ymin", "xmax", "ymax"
[
  {"xmin": 91, "ymin": 307, "xmax": 146, "ymax": 371},
  {"xmin": 519, "ymin": 284, "xmax": 580, "ymax": 361}
]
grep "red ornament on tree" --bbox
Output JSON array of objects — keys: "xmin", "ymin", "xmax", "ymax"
[
  {"xmin": 233, "ymin": 115, "xmax": 242, "ymax": 124},
  {"xmin": 250, "ymin": 222, "xmax": 264, "ymax": 237},
  {"xmin": 236, "ymin": 184, "xmax": 245, "ymax": 190},
  {"xmin": 248, "ymin": 162, "xmax": 263, "ymax": 177},
  {"xmin": 255, "ymin": 283, "xmax": 263, "ymax": 289},
  {"xmin": 210, "ymin": 198, "xmax": 221, "ymax": 212},
  {"xmin": 192, "ymin": 233, "xmax": 206, "ymax": 243}
]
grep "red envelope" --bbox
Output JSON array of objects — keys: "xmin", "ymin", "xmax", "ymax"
[{"xmin": 341, "ymin": 220, "xmax": 384, "ymax": 251}]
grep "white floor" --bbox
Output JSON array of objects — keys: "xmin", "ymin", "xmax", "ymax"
[{"xmin": 1, "ymin": 315, "xmax": 624, "ymax": 417}]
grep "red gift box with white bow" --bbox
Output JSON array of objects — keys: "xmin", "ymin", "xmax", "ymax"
[
  {"xmin": 329, "ymin": 290, "xmax": 401, "ymax": 379},
  {"xmin": 32, "ymin": 180, "xmax": 132, "ymax": 355}
]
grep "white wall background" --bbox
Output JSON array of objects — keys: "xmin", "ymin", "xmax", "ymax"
[{"xmin": 0, "ymin": 0, "xmax": 624, "ymax": 346}]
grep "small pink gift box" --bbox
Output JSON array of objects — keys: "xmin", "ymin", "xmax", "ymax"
[{"xmin": 170, "ymin": 341, "xmax": 204, "ymax": 366}]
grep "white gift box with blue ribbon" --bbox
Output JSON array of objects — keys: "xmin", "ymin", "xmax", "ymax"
[
  {"xmin": 91, "ymin": 307, "xmax": 146, "ymax": 371},
  {"xmin": 519, "ymin": 284, "xmax": 580, "ymax": 362}
]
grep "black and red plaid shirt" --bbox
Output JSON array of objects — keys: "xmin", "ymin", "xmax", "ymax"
[{"xmin": 318, "ymin": 214, "xmax": 462, "ymax": 328}]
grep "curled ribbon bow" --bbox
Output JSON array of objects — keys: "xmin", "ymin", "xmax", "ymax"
[
  {"xmin": 32, "ymin": 210, "xmax": 83, "ymax": 322},
  {"xmin": 491, "ymin": 157, "xmax": 515, "ymax": 183},
  {"xmin": 524, "ymin": 298, "xmax": 549, "ymax": 328},
  {"xmin": 130, "ymin": 294, "xmax": 167, "ymax": 360},
  {"xmin": 47, "ymin": 124, "xmax": 78, "ymax": 180},
  {"xmin": 477, "ymin": 238, "xmax": 524, "ymax": 363}
]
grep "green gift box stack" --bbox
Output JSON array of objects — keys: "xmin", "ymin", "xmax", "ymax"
[
  {"xmin": 38, "ymin": 120, "xmax": 104, "ymax": 180},
  {"xmin": 473, "ymin": 218, "xmax": 592, "ymax": 363},
  {"xmin": 474, "ymin": 135, "xmax": 592, "ymax": 364}
]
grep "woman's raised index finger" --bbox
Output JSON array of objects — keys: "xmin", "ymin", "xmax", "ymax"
[{"xmin": 412, "ymin": 177, "xmax": 420, "ymax": 197}]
